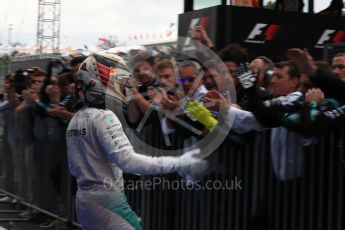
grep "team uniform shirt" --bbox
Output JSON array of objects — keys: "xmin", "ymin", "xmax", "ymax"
[{"xmin": 67, "ymin": 107, "xmax": 181, "ymax": 192}]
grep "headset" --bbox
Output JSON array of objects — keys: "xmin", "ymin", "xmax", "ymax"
[{"xmin": 255, "ymin": 56, "xmax": 274, "ymax": 85}]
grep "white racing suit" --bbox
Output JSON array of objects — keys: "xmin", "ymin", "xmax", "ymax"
[{"xmin": 67, "ymin": 107, "xmax": 205, "ymax": 230}]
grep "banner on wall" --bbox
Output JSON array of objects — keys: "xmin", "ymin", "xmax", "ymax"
[
  {"xmin": 178, "ymin": 5, "xmax": 345, "ymax": 60},
  {"xmin": 177, "ymin": 6, "xmax": 219, "ymax": 55}
]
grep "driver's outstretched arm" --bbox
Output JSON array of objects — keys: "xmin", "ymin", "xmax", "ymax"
[{"xmin": 93, "ymin": 111, "xmax": 201, "ymax": 175}]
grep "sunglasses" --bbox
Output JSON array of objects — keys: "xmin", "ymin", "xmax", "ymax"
[{"xmin": 178, "ymin": 76, "xmax": 195, "ymax": 84}]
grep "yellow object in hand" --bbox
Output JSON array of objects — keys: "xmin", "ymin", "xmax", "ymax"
[{"xmin": 186, "ymin": 100, "xmax": 218, "ymax": 132}]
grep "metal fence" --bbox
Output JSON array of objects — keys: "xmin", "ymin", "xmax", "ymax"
[
  {"xmin": 0, "ymin": 58, "xmax": 9, "ymax": 83},
  {"xmin": 0, "ymin": 106, "xmax": 344, "ymax": 229},
  {"xmin": 125, "ymin": 128, "xmax": 345, "ymax": 230}
]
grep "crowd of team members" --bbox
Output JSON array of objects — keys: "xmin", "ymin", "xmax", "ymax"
[{"xmin": 0, "ymin": 43, "xmax": 344, "ymax": 220}]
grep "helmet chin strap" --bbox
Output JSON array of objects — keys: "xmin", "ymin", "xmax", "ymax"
[
  {"xmin": 73, "ymin": 79, "xmax": 84, "ymax": 110},
  {"xmin": 84, "ymin": 89, "xmax": 125, "ymax": 109},
  {"xmin": 84, "ymin": 89, "xmax": 105, "ymax": 109}
]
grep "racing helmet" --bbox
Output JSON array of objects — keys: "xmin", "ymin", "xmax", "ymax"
[{"xmin": 77, "ymin": 53, "xmax": 132, "ymax": 107}]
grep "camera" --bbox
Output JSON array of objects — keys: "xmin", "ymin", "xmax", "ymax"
[
  {"xmin": 265, "ymin": 69, "xmax": 274, "ymax": 84},
  {"xmin": 48, "ymin": 59, "xmax": 69, "ymax": 77},
  {"xmin": 10, "ymin": 69, "xmax": 30, "ymax": 94}
]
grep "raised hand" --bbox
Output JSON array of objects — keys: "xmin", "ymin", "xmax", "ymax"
[
  {"xmin": 287, "ymin": 48, "xmax": 317, "ymax": 76},
  {"xmin": 203, "ymin": 90, "xmax": 231, "ymax": 111}
]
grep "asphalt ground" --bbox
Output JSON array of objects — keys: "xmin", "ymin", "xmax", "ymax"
[{"xmin": 0, "ymin": 202, "xmax": 79, "ymax": 230}]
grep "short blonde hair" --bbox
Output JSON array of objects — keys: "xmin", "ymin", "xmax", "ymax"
[
  {"xmin": 155, "ymin": 59, "xmax": 174, "ymax": 71},
  {"xmin": 335, "ymin": 52, "xmax": 345, "ymax": 58}
]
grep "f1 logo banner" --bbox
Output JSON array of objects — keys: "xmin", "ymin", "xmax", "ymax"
[
  {"xmin": 315, "ymin": 30, "xmax": 345, "ymax": 48},
  {"xmin": 245, "ymin": 23, "xmax": 281, "ymax": 44}
]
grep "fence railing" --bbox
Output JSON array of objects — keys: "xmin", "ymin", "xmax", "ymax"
[{"xmin": 0, "ymin": 107, "xmax": 344, "ymax": 230}]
